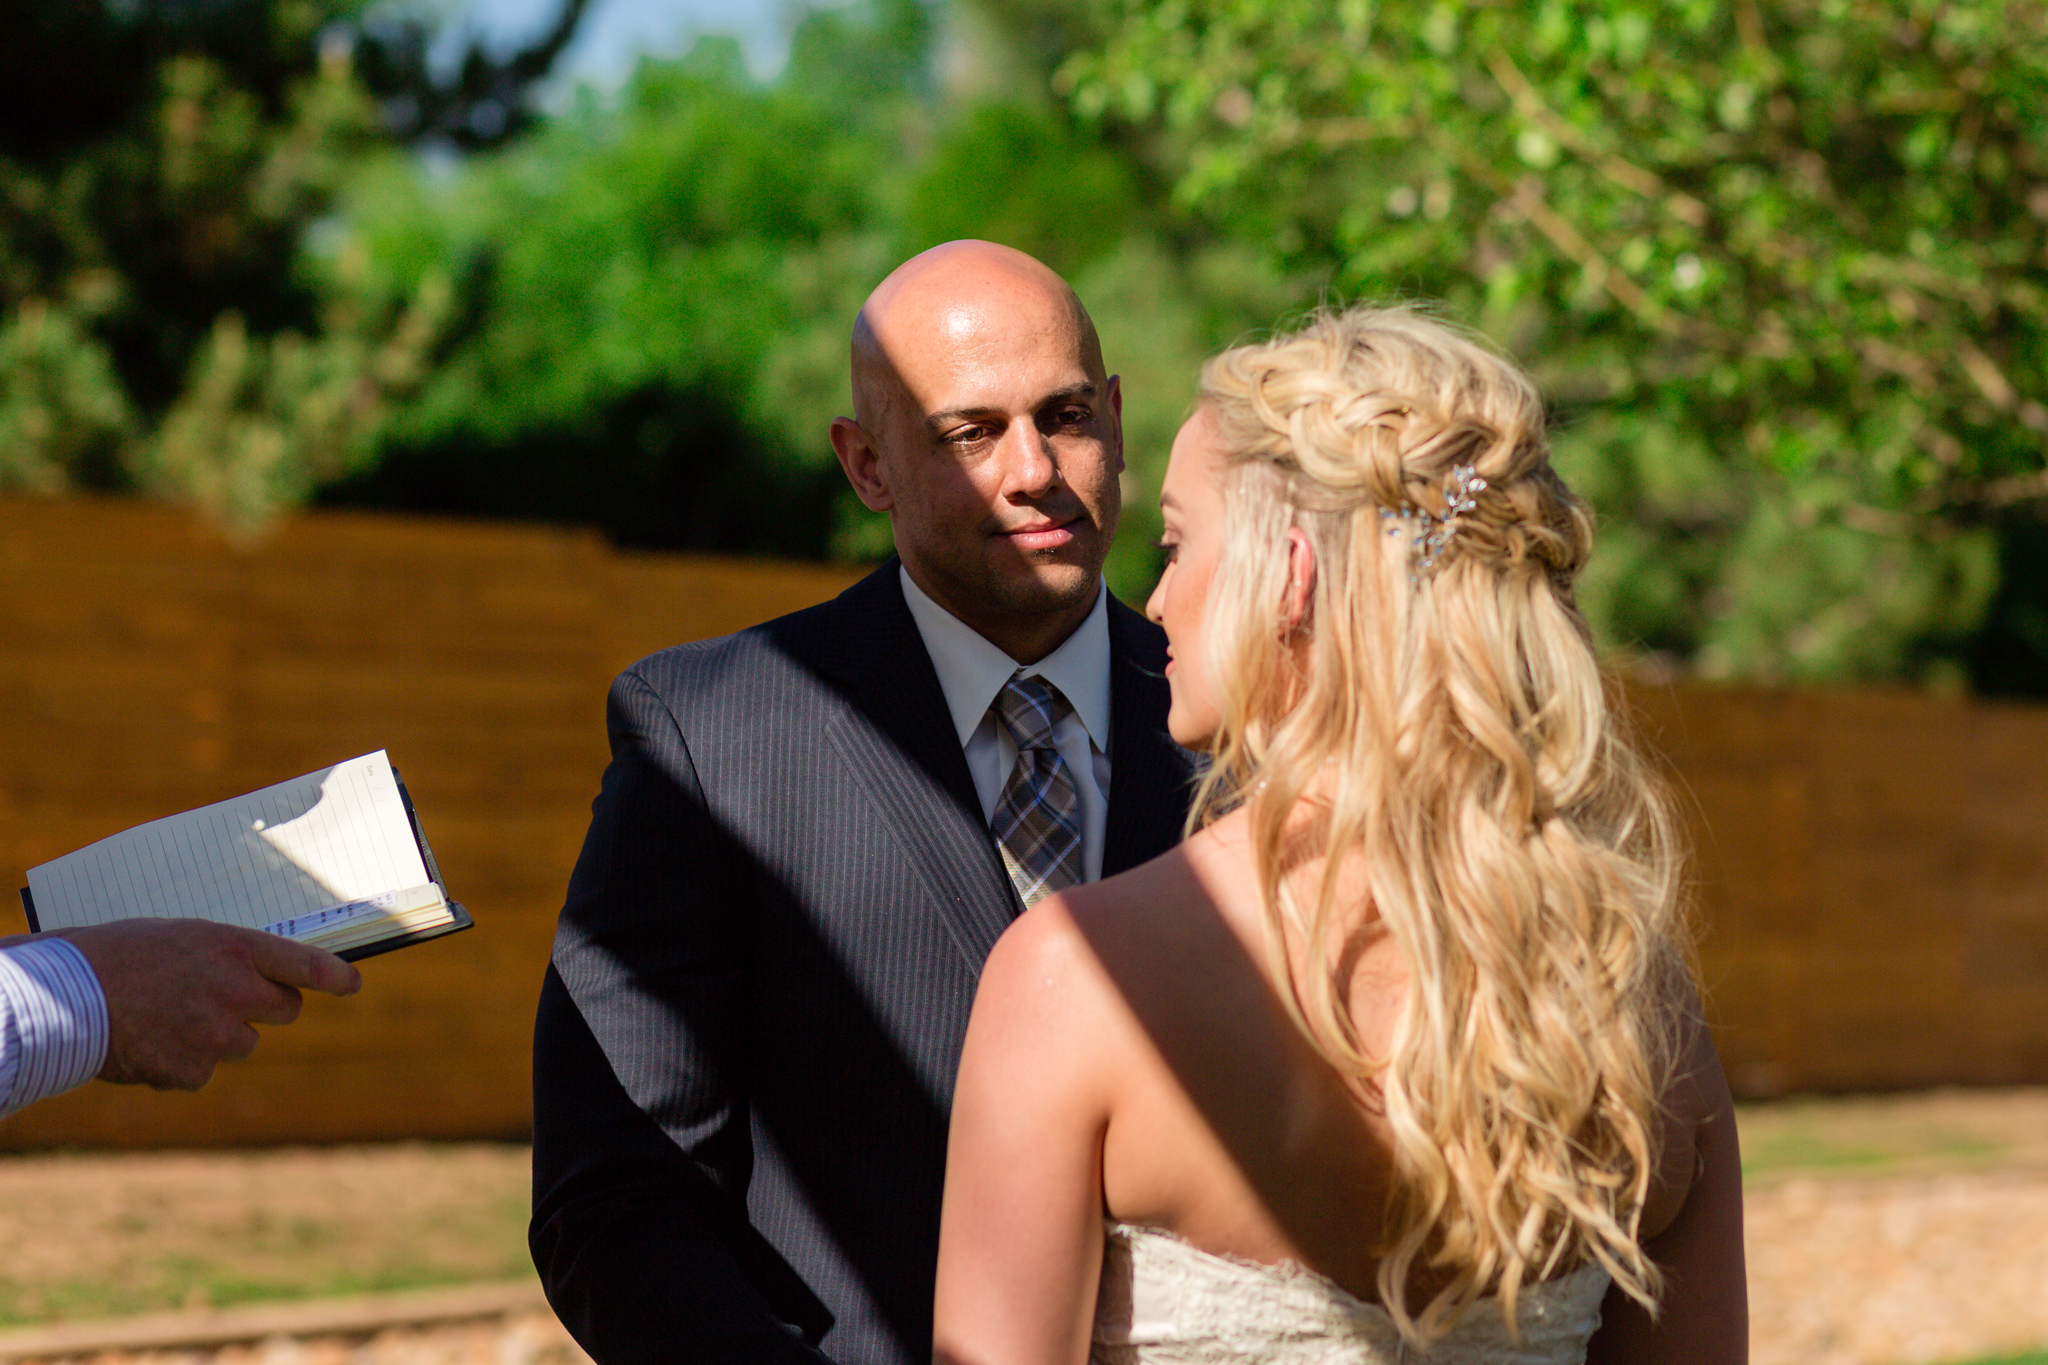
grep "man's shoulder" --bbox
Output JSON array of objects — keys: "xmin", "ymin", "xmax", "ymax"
[
  {"xmin": 622, "ymin": 600, "xmax": 825, "ymax": 682},
  {"xmin": 613, "ymin": 607, "xmax": 832, "ymax": 715},
  {"xmin": 613, "ymin": 563, "xmax": 896, "ymax": 708}
]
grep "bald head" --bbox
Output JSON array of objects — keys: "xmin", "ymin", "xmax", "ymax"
[
  {"xmin": 827, "ymin": 240, "xmax": 1125, "ymax": 663},
  {"xmin": 850, "ymin": 241, "xmax": 1106, "ymax": 433}
]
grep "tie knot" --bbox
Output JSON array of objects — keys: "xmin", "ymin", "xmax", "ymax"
[{"xmin": 992, "ymin": 674, "xmax": 1072, "ymax": 752}]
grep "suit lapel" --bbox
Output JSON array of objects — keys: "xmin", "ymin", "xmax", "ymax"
[
  {"xmin": 1102, "ymin": 596, "xmax": 1197, "ymax": 877},
  {"xmin": 816, "ymin": 564, "xmax": 1021, "ymax": 972},
  {"xmin": 811, "ymin": 571, "xmax": 1191, "ymax": 968}
]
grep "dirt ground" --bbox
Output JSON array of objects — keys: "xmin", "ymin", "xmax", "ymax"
[
  {"xmin": 2, "ymin": 1088, "xmax": 2046, "ymax": 1365},
  {"xmin": 0, "ymin": 1144, "xmax": 532, "ymax": 1322},
  {"xmin": 1748, "ymin": 1168, "xmax": 2048, "ymax": 1365},
  {"xmin": 0, "ymin": 1312, "xmax": 591, "ymax": 1365},
  {"xmin": 1739, "ymin": 1088, "xmax": 2048, "ymax": 1364}
]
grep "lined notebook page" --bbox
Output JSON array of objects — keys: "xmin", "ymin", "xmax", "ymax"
[{"xmin": 26, "ymin": 752, "xmax": 432, "ymax": 932}]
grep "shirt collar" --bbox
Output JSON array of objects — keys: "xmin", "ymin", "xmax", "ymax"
[{"xmin": 899, "ymin": 565, "xmax": 1113, "ymax": 753}]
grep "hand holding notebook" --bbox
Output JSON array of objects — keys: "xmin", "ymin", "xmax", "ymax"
[
  {"xmin": 59, "ymin": 917, "xmax": 364, "ymax": 1089},
  {"xmin": 20, "ymin": 752, "xmax": 472, "ymax": 963}
]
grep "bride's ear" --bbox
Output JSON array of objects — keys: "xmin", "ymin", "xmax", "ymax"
[{"xmin": 1281, "ymin": 527, "xmax": 1317, "ymax": 637}]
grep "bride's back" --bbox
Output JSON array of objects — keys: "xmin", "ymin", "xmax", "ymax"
[
  {"xmin": 1088, "ymin": 306, "xmax": 1695, "ymax": 1333},
  {"xmin": 935, "ymin": 306, "xmax": 1744, "ymax": 1365},
  {"xmin": 1074, "ymin": 820, "xmax": 1409, "ymax": 1303}
]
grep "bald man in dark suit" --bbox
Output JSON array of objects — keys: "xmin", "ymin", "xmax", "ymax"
[{"xmin": 531, "ymin": 241, "xmax": 1197, "ymax": 1365}]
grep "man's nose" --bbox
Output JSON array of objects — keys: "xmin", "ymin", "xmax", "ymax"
[{"xmin": 1000, "ymin": 420, "xmax": 1061, "ymax": 498}]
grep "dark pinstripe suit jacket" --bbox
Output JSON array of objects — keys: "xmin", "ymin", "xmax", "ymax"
[{"xmin": 530, "ymin": 561, "xmax": 1196, "ymax": 1365}]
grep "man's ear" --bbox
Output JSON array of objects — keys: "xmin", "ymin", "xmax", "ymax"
[
  {"xmin": 1282, "ymin": 526, "xmax": 1317, "ymax": 636},
  {"xmin": 830, "ymin": 416, "xmax": 895, "ymax": 512}
]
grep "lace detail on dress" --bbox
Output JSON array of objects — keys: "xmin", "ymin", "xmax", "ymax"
[{"xmin": 1090, "ymin": 1223, "xmax": 1608, "ymax": 1365}]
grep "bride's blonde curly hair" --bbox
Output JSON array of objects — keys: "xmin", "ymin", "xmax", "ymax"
[{"xmin": 1191, "ymin": 304, "xmax": 1691, "ymax": 1343}]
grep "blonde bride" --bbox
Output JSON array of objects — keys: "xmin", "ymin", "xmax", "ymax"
[{"xmin": 933, "ymin": 305, "xmax": 1746, "ymax": 1364}]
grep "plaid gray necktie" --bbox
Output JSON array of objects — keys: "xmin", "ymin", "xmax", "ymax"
[{"xmin": 989, "ymin": 674, "xmax": 1084, "ymax": 909}]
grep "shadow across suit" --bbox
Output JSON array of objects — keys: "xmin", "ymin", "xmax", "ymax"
[{"xmin": 532, "ymin": 561, "xmax": 1196, "ymax": 1365}]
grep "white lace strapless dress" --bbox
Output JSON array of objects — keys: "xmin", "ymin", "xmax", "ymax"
[{"xmin": 1090, "ymin": 1223, "xmax": 1609, "ymax": 1365}]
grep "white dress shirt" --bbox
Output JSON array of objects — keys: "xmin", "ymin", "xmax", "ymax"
[
  {"xmin": 0, "ymin": 936, "xmax": 108, "ymax": 1117},
  {"xmin": 899, "ymin": 567, "xmax": 1114, "ymax": 884}
]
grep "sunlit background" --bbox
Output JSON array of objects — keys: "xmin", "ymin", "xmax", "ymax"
[{"xmin": 3, "ymin": 3, "xmax": 2048, "ymax": 1363}]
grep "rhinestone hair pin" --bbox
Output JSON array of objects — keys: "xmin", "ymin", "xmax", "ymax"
[{"xmin": 1379, "ymin": 464, "xmax": 1489, "ymax": 579}]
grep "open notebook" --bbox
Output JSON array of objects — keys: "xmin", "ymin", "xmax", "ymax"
[{"xmin": 19, "ymin": 752, "xmax": 472, "ymax": 963}]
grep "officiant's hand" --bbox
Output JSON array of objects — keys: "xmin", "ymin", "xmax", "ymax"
[{"xmin": 57, "ymin": 919, "xmax": 363, "ymax": 1090}]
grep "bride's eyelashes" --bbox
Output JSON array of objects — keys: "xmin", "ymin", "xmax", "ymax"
[{"xmin": 1155, "ymin": 536, "xmax": 1180, "ymax": 564}]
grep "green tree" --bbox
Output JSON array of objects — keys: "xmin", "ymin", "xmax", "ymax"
[
  {"xmin": 314, "ymin": 0, "xmax": 1271, "ymax": 590},
  {"xmin": 1062, "ymin": 0, "xmax": 2048, "ymax": 688},
  {"xmin": 313, "ymin": 23, "xmax": 909, "ymax": 556},
  {"xmin": 0, "ymin": 0, "xmax": 584, "ymax": 531}
]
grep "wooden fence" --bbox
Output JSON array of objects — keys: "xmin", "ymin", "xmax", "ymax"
[
  {"xmin": 1629, "ymin": 684, "xmax": 2048, "ymax": 1098},
  {"xmin": 0, "ymin": 496, "xmax": 860, "ymax": 1149},
  {"xmin": 0, "ymin": 494, "xmax": 2043, "ymax": 1148}
]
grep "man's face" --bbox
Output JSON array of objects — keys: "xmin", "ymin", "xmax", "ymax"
[{"xmin": 853, "ymin": 292, "xmax": 1124, "ymax": 643}]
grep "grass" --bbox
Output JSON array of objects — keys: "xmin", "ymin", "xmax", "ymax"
[
  {"xmin": 0, "ymin": 1260, "xmax": 521, "ymax": 1327},
  {"xmin": 1739, "ymin": 1108, "xmax": 2003, "ymax": 1179},
  {"xmin": 1735, "ymin": 1088, "xmax": 2048, "ymax": 1185},
  {"xmin": 0, "ymin": 1143, "xmax": 535, "ymax": 1328}
]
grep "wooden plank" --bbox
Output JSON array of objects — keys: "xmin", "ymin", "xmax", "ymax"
[
  {"xmin": 7, "ymin": 493, "xmax": 2048, "ymax": 1143},
  {"xmin": 0, "ymin": 496, "xmax": 864, "ymax": 1149}
]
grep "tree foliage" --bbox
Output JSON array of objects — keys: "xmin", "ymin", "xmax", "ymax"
[
  {"xmin": 0, "ymin": 0, "xmax": 590, "ymax": 530},
  {"xmin": 11, "ymin": 0, "xmax": 2047, "ymax": 690},
  {"xmin": 354, "ymin": 0, "xmax": 593, "ymax": 150},
  {"xmin": 1061, "ymin": 0, "xmax": 2048, "ymax": 687},
  {"xmin": 312, "ymin": 0, "xmax": 1294, "ymax": 585},
  {"xmin": 315, "ymin": 32, "xmax": 891, "ymax": 556}
]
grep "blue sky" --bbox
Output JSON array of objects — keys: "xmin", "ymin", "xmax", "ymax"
[{"xmin": 442, "ymin": 0, "xmax": 802, "ymax": 85}]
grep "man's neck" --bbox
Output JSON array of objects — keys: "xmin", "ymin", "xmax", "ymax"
[{"xmin": 902, "ymin": 570, "xmax": 1099, "ymax": 666}]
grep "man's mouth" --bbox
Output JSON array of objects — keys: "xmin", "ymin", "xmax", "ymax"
[{"xmin": 997, "ymin": 517, "xmax": 1079, "ymax": 551}]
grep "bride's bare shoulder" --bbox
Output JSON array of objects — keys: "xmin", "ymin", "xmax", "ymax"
[
  {"xmin": 975, "ymin": 828, "xmax": 1242, "ymax": 1030},
  {"xmin": 960, "ymin": 864, "xmax": 1191, "ymax": 1117},
  {"xmin": 990, "ymin": 844, "xmax": 1196, "ymax": 976}
]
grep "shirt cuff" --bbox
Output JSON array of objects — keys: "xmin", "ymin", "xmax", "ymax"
[{"xmin": 0, "ymin": 938, "xmax": 110, "ymax": 1117}]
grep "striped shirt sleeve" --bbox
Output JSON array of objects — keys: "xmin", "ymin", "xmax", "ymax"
[{"xmin": 0, "ymin": 938, "xmax": 110, "ymax": 1117}]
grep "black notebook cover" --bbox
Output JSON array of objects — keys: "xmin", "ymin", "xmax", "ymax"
[{"xmin": 335, "ymin": 766, "xmax": 473, "ymax": 963}]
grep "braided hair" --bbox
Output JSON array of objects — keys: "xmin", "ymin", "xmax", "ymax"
[{"xmin": 1189, "ymin": 304, "xmax": 1691, "ymax": 1344}]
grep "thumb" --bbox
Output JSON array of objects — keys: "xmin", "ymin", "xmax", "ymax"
[{"xmin": 250, "ymin": 932, "xmax": 364, "ymax": 997}]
